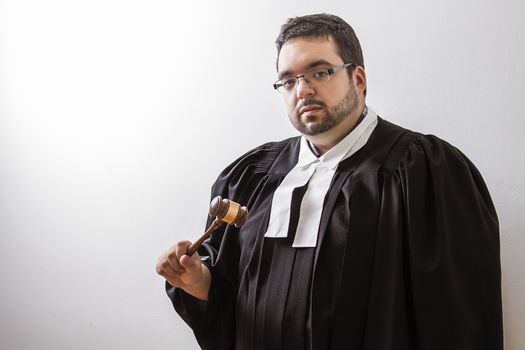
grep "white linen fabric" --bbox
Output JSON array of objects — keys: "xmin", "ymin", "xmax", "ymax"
[{"xmin": 264, "ymin": 108, "xmax": 378, "ymax": 247}]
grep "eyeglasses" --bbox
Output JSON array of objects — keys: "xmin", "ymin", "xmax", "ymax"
[{"xmin": 273, "ymin": 63, "xmax": 354, "ymax": 93}]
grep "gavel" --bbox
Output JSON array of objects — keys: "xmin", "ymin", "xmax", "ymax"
[{"xmin": 186, "ymin": 196, "xmax": 248, "ymax": 256}]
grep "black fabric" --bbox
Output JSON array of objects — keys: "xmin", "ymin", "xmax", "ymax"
[{"xmin": 167, "ymin": 118, "xmax": 502, "ymax": 350}]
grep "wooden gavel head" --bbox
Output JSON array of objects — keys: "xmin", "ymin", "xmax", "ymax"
[
  {"xmin": 209, "ymin": 196, "xmax": 248, "ymax": 228},
  {"xmin": 186, "ymin": 196, "xmax": 249, "ymax": 256}
]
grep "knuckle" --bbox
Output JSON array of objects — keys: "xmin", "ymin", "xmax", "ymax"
[
  {"xmin": 167, "ymin": 251, "xmax": 178, "ymax": 261},
  {"xmin": 156, "ymin": 264, "xmax": 166, "ymax": 276},
  {"xmin": 161, "ymin": 261, "xmax": 172, "ymax": 272}
]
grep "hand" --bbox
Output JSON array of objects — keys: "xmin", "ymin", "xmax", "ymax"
[{"xmin": 156, "ymin": 241, "xmax": 211, "ymax": 301}]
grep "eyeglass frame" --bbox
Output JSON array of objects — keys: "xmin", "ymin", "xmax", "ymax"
[{"xmin": 273, "ymin": 63, "xmax": 354, "ymax": 93}]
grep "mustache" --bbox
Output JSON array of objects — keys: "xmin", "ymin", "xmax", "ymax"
[{"xmin": 296, "ymin": 99, "xmax": 326, "ymax": 114}]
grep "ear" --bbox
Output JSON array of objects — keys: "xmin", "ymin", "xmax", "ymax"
[{"xmin": 353, "ymin": 66, "xmax": 367, "ymax": 96}]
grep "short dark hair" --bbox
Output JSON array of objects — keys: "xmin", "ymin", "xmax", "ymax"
[{"xmin": 275, "ymin": 13, "xmax": 364, "ymax": 73}]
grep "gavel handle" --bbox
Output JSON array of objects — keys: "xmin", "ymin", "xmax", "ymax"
[{"xmin": 186, "ymin": 218, "xmax": 224, "ymax": 256}]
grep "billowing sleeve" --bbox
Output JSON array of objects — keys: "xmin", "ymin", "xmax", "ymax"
[
  {"xmin": 165, "ymin": 140, "xmax": 289, "ymax": 350},
  {"xmin": 395, "ymin": 134, "xmax": 502, "ymax": 348}
]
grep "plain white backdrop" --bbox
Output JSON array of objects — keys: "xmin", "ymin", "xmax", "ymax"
[{"xmin": 1, "ymin": 0, "xmax": 524, "ymax": 349}]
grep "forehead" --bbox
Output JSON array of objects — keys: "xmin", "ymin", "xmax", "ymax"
[{"xmin": 277, "ymin": 36, "xmax": 343, "ymax": 75}]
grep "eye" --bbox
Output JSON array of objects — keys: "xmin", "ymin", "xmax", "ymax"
[
  {"xmin": 311, "ymin": 70, "xmax": 329, "ymax": 80},
  {"xmin": 282, "ymin": 78, "xmax": 297, "ymax": 89}
]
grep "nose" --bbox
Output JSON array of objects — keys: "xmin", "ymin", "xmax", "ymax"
[{"xmin": 295, "ymin": 77, "xmax": 315, "ymax": 99}]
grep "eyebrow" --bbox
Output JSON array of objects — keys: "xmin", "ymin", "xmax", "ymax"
[{"xmin": 278, "ymin": 59, "xmax": 334, "ymax": 79}]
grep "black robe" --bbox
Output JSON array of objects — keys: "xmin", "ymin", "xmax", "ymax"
[{"xmin": 167, "ymin": 118, "xmax": 502, "ymax": 350}]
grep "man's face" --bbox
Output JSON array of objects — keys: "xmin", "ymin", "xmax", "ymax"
[{"xmin": 277, "ymin": 36, "xmax": 365, "ymax": 147}]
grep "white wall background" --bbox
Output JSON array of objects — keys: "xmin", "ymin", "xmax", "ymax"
[{"xmin": 1, "ymin": 0, "xmax": 523, "ymax": 349}]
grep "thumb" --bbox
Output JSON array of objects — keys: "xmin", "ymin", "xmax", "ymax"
[{"xmin": 180, "ymin": 252, "xmax": 200, "ymax": 271}]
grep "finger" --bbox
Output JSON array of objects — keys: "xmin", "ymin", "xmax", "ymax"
[
  {"xmin": 180, "ymin": 253, "xmax": 201, "ymax": 273},
  {"xmin": 166, "ymin": 250, "xmax": 184, "ymax": 273},
  {"xmin": 179, "ymin": 254, "xmax": 193, "ymax": 268},
  {"xmin": 190, "ymin": 250, "xmax": 202, "ymax": 266},
  {"xmin": 176, "ymin": 241, "xmax": 200, "ymax": 271},
  {"xmin": 175, "ymin": 241, "xmax": 192, "ymax": 259},
  {"xmin": 157, "ymin": 255, "xmax": 179, "ymax": 276}
]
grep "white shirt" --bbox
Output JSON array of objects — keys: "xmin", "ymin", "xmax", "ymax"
[{"xmin": 264, "ymin": 107, "xmax": 379, "ymax": 247}]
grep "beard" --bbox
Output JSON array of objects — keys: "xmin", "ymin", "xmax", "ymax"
[{"xmin": 289, "ymin": 84, "xmax": 359, "ymax": 136}]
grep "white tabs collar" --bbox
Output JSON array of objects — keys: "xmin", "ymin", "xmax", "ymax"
[{"xmin": 264, "ymin": 107, "xmax": 378, "ymax": 247}]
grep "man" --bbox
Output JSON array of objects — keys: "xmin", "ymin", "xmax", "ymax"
[{"xmin": 156, "ymin": 14, "xmax": 502, "ymax": 350}]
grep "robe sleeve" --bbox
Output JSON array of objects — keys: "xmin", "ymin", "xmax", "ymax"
[
  {"xmin": 394, "ymin": 134, "xmax": 502, "ymax": 348},
  {"xmin": 166, "ymin": 264, "xmax": 235, "ymax": 350},
  {"xmin": 165, "ymin": 140, "xmax": 290, "ymax": 350}
]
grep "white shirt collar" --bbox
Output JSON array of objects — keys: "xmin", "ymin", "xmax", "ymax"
[{"xmin": 296, "ymin": 106, "xmax": 377, "ymax": 169}]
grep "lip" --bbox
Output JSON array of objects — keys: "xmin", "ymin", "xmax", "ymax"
[{"xmin": 299, "ymin": 105, "xmax": 322, "ymax": 114}]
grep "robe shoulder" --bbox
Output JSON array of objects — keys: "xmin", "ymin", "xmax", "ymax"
[
  {"xmin": 381, "ymin": 119, "xmax": 497, "ymax": 219},
  {"xmin": 210, "ymin": 137, "xmax": 300, "ymax": 203}
]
